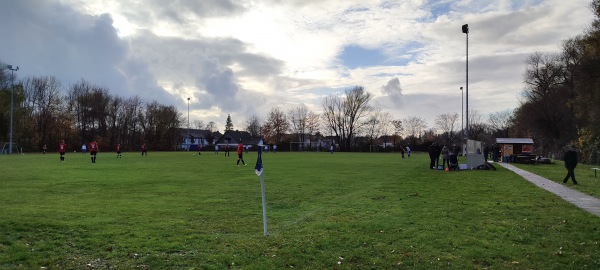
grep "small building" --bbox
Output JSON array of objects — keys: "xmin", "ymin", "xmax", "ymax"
[{"xmin": 496, "ymin": 138, "xmax": 534, "ymax": 163}]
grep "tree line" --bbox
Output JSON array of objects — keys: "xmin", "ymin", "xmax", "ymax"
[{"xmin": 0, "ymin": 75, "xmax": 180, "ymax": 152}]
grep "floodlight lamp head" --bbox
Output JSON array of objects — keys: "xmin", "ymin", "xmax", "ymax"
[
  {"xmin": 460, "ymin": 87, "xmax": 463, "ymax": 90},
  {"xmin": 462, "ymin": 24, "xmax": 469, "ymax": 34}
]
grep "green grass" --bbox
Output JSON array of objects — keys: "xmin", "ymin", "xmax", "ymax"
[{"xmin": 1, "ymin": 151, "xmax": 599, "ymax": 269}]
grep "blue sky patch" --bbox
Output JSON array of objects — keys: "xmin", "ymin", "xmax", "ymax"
[
  {"xmin": 339, "ymin": 41, "xmax": 425, "ymax": 70},
  {"xmin": 339, "ymin": 45, "xmax": 387, "ymax": 69}
]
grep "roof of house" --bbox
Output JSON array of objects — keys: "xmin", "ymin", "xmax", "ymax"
[
  {"xmin": 216, "ymin": 130, "xmax": 262, "ymax": 145},
  {"xmin": 496, "ymin": 138, "xmax": 534, "ymax": 144},
  {"xmin": 175, "ymin": 128, "xmax": 222, "ymax": 139}
]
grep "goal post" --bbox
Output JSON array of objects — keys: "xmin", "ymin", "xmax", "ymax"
[{"xmin": 369, "ymin": 145, "xmax": 380, "ymax": 153}]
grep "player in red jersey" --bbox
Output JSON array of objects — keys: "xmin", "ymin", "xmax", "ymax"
[
  {"xmin": 89, "ymin": 140, "xmax": 98, "ymax": 163},
  {"xmin": 141, "ymin": 143, "xmax": 147, "ymax": 156},
  {"xmin": 236, "ymin": 141, "xmax": 246, "ymax": 166},
  {"xmin": 58, "ymin": 140, "xmax": 67, "ymax": 161},
  {"xmin": 116, "ymin": 143, "xmax": 122, "ymax": 158}
]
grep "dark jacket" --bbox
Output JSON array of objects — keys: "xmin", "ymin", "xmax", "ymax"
[
  {"xmin": 563, "ymin": 150, "xmax": 578, "ymax": 169},
  {"xmin": 428, "ymin": 144, "xmax": 437, "ymax": 158}
]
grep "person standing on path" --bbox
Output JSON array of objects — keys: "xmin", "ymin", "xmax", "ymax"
[
  {"xmin": 563, "ymin": 145, "xmax": 578, "ymax": 185},
  {"xmin": 236, "ymin": 140, "xmax": 246, "ymax": 166}
]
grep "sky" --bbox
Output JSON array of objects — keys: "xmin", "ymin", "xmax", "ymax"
[{"xmin": 0, "ymin": 0, "xmax": 595, "ymax": 133}]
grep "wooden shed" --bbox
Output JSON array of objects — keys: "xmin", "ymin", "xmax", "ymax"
[{"xmin": 496, "ymin": 138, "xmax": 534, "ymax": 163}]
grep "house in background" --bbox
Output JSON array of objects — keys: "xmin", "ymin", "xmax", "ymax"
[
  {"xmin": 176, "ymin": 128, "xmax": 222, "ymax": 151},
  {"xmin": 215, "ymin": 130, "xmax": 263, "ymax": 149}
]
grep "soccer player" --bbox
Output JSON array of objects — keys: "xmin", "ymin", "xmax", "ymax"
[
  {"xmin": 58, "ymin": 140, "xmax": 66, "ymax": 161},
  {"xmin": 89, "ymin": 140, "xmax": 98, "ymax": 163},
  {"xmin": 116, "ymin": 143, "xmax": 122, "ymax": 158},
  {"xmin": 236, "ymin": 141, "xmax": 246, "ymax": 166},
  {"xmin": 43, "ymin": 144, "xmax": 47, "ymax": 155},
  {"xmin": 141, "ymin": 143, "xmax": 147, "ymax": 156},
  {"xmin": 224, "ymin": 144, "xmax": 230, "ymax": 157}
]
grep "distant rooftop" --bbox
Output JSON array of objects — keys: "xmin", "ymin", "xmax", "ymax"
[{"xmin": 496, "ymin": 138, "xmax": 533, "ymax": 144}]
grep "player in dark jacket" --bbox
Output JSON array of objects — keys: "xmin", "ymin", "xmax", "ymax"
[{"xmin": 428, "ymin": 143, "xmax": 438, "ymax": 169}]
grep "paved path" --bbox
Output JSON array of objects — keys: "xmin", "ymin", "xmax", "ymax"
[{"xmin": 499, "ymin": 163, "xmax": 600, "ymax": 218}]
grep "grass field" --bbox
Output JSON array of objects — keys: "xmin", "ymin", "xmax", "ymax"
[{"xmin": 1, "ymin": 150, "xmax": 599, "ymax": 269}]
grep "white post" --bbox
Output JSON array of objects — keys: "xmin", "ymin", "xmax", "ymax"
[{"xmin": 260, "ymin": 171, "xmax": 268, "ymax": 236}]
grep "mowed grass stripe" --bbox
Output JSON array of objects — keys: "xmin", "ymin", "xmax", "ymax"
[{"xmin": 0, "ymin": 152, "xmax": 598, "ymax": 269}]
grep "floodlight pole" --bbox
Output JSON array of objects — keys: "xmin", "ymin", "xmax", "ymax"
[
  {"xmin": 187, "ymin": 97, "xmax": 190, "ymax": 149},
  {"xmin": 460, "ymin": 86, "xmax": 464, "ymax": 143},
  {"xmin": 7, "ymin": 65, "xmax": 19, "ymax": 154},
  {"xmin": 462, "ymin": 24, "xmax": 469, "ymax": 155}
]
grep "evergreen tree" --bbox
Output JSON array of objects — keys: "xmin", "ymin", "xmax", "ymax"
[{"xmin": 225, "ymin": 114, "xmax": 234, "ymax": 131}]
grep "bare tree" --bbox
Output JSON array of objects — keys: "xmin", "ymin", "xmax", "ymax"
[
  {"xmin": 364, "ymin": 110, "xmax": 381, "ymax": 146},
  {"xmin": 514, "ymin": 52, "xmax": 575, "ymax": 153},
  {"xmin": 402, "ymin": 115, "xmax": 427, "ymax": 139},
  {"xmin": 245, "ymin": 114, "xmax": 262, "ymax": 137},
  {"xmin": 288, "ymin": 103, "xmax": 309, "ymax": 142},
  {"xmin": 206, "ymin": 121, "xmax": 218, "ymax": 132},
  {"xmin": 379, "ymin": 111, "xmax": 393, "ymax": 147},
  {"xmin": 435, "ymin": 112, "xmax": 459, "ymax": 144},
  {"xmin": 392, "ymin": 119, "xmax": 403, "ymax": 147},
  {"xmin": 306, "ymin": 112, "xmax": 320, "ymax": 138},
  {"xmin": 22, "ymin": 76, "xmax": 62, "ymax": 149},
  {"xmin": 263, "ymin": 107, "xmax": 289, "ymax": 144},
  {"xmin": 322, "ymin": 86, "xmax": 372, "ymax": 151},
  {"xmin": 192, "ymin": 119, "xmax": 205, "ymax": 130},
  {"xmin": 488, "ymin": 110, "xmax": 513, "ymax": 138},
  {"xmin": 467, "ymin": 109, "xmax": 489, "ymax": 141}
]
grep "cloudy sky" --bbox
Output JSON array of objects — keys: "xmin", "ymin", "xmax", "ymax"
[{"xmin": 0, "ymin": 0, "xmax": 594, "ymax": 132}]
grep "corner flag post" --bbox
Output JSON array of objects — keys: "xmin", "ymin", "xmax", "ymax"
[{"xmin": 255, "ymin": 144, "xmax": 268, "ymax": 236}]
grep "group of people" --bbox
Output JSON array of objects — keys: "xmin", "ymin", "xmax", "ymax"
[
  {"xmin": 56, "ymin": 141, "xmax": 148, "ymax": 163},
  {"xmin": 399, "ymin": 145, "xmax": 411, "ymax": 158},
  {"xmin": 58, "ymin": 140, "xmax": 99, "ymax": 163},
  {"xmin": 213, "ymin": 144, "xmax": 231, "ymax": 156},
  {"xmin": 428, "ymin": 143, "xmax": 460, "ymax": 170}
]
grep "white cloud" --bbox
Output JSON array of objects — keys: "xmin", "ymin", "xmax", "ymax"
[{"xmin": 0, "ymin": 0, "xmax": 595, "ymax": 132}]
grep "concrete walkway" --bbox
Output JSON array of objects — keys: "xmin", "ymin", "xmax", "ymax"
[{"xmin": 499, "ymin": 163, "xmax": 600, "ymax": 218}]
